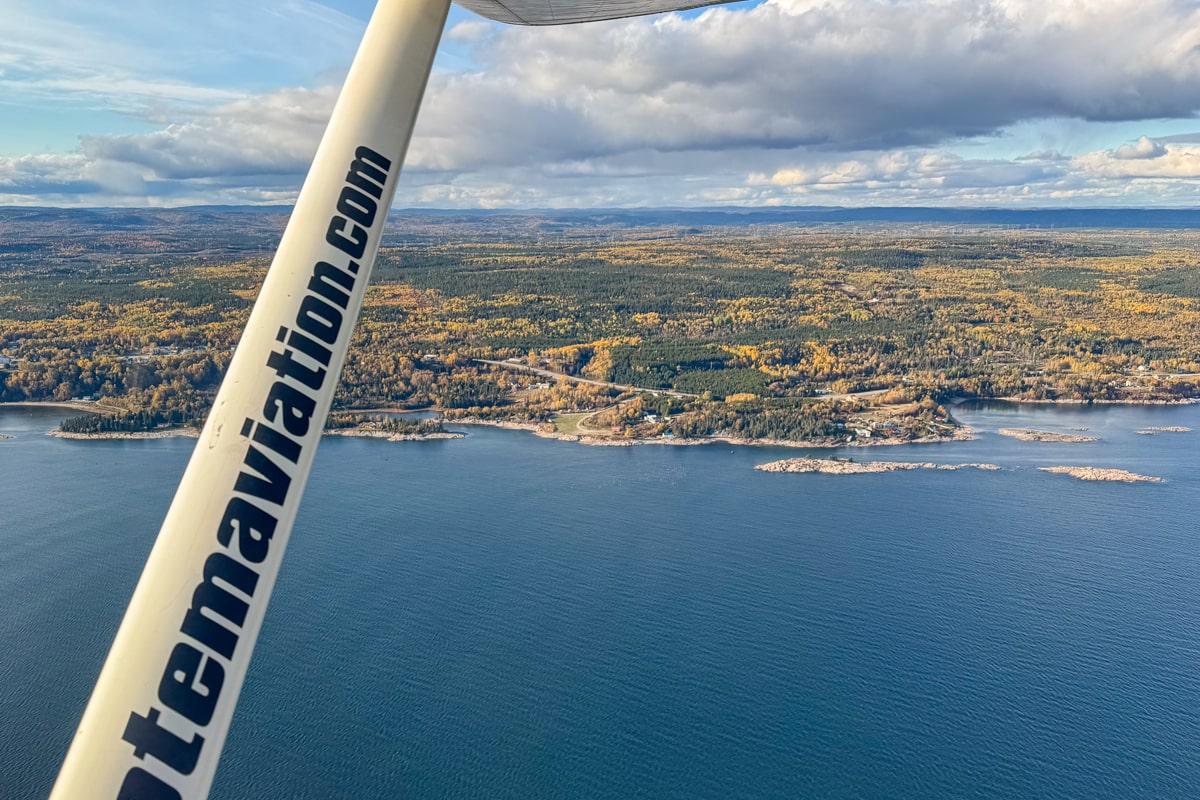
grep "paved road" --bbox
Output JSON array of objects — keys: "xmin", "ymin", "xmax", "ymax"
[
  {"xmin": 474, "ymin": 359, "xmax": 700, "ymax": 398},
  {"xmin": 476, "ymin": 359, "xmax": 892, "ymax": 403},
  {"xmin": 822, "ymin": 388, "xmax": 890, "ymax": 402},
  {"xmin": 3, "ymin": 400, "xmax": 125, "ymax": 416}
]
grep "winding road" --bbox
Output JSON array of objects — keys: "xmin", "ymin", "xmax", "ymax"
[
  {"xmin": 475, "ymin": 358, "xmax": 893, "ymax": 403},
  {"xmin": 474, "ymin": 359, "xmax": 700, "ymax": 398}
]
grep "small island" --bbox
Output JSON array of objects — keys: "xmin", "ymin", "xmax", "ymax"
[
  {"xmin": 998, "ymin": 428, "xmax": 1098, "ymax": 443},
  {"xmin": 325, "ymin": 429, "xmax": 464, "ymax": 442},
  {"xmin": 50, "ymin": 428, "xmax": 199, "ymax": 440},
  {"xmin": 756, "ymin": 457, "xmax": 1000, "ymax": 475},
  {"xmin": 1039, "ymin": 466, "xmax": 1162, "ymax": 483},
  {"xmin": 323, "ymin": 413, "xmax": 460, "ymax": 442}
]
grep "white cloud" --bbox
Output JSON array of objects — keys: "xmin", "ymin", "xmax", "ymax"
[
  {"xmin": 402, "ymin": 0, "xmax": 1200, "ymax": 172},
  {"xmin": 446, "ymin": 20, "xmax": 494, "ymax": 42},
  {"xmin": 9, "ymin": 0, "xmax": 1200, "ymax": 207},
  {"xmin": 1075, "ymin": 141, "xmax": 1200, "ymax": 179},
  {"xmin": 78, "ymin": 87, "xmax": 338, "ymax": 181},
  {"xmin": 1112, "ymin": 136, "xmax": 1169, "ymax": 160},
  {"xmin": 0, "ymin": 85, "xmax": 339, "ymax": 204},
  {"xmin": 0, "ymin": 153, "xmax": 98, "ymax": 196},
  {"xmin": 741, "ymin": 149, "xmax": 1066, "ymax": 204}
]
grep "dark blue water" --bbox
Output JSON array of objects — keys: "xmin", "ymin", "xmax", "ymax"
[{"xmin": 3, "ymin": 402, "xmax": 1200, "ymax": 799}]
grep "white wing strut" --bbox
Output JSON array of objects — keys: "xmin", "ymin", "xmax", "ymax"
[{"xmin": 50, "ymin": 0, "xmax": 450, "ymax": 796}]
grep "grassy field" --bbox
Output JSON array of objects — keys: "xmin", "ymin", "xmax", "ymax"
[{"xmin": 552, "ymin": 412, "xmax": 595, "ymax": 435}]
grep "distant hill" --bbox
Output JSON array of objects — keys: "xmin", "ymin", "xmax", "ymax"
[
  {"xmin": 2, "ymin": 205, "xmax": 1198, "ymax": 235},
  {"xmin": 389, "ymin": 206, "xmax": 1200, "ymax": 229}
]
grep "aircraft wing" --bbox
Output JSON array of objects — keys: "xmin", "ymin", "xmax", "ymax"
[{"xmin": 455, "ymin": 0, "xmax": 731, "ymax": 25}]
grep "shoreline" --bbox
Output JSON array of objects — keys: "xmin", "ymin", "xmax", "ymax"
[
  {"xmin": 997, "ymin": 428, "xmax": 1098, "ymax": 443},
  {"xmin": 1039, "ymin": 466, "xmax": 1163, "ymax": 483},
  {"xmin": 958, "ymin": 396, "xmax": 1200, "ymax": 407},
  {"xmin": 324, "ymin": 429, "xmax": 464, "ymax": 442},
  {"xmin": 450, "ymin": 417, "xmax": 977, "ymax": 449},
  {"xmin": 754, "ymin": 457, "xmax": 1163, "ymax": 482},
  {"xmin": 49, "ymin": 427, "xmax": 463, "ymax": 443},
  {"xmin": 36, "ymin": 422, "xmax": 1171, "ymax": 484},
  {"xmin": 49, "ymin": 428, "xmax": 201, "ymax": 440},
  {"xmin": 757, "ymin": 457, "xmax": 1001, "ymax": 475},
  {"xmin": 10, "ymin": 393, "xmax": 1196, "ymax": 447}
]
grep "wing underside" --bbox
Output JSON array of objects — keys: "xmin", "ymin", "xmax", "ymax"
[{"xmin": 455, "ymin": 0, "xmax": 730, "ymax": 25}]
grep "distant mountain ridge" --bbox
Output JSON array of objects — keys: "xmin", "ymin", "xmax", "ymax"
[
  {"xmin": 1, "ymin": 205, "xmax": 1198, "ymax": 230},
  {"xmin": 404, "ymin": 206, "xmax": 1199, "ymax": 229}
]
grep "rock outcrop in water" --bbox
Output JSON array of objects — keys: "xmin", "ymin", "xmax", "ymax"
[
  {"xmin": 1039, "ymin": 466, "xmax": 1161, "ymax": 483},
  {"xmin": 756, "ymin": 457, "xmax": 1000, "ymax": 474},
  {"xmin": 998, "ymin": 428, "xmax": 1098, "ymax": 442}
]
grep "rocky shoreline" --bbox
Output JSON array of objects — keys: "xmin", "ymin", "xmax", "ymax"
[
  {"xmin": 324, "ymin": 429, "xmax": 464, "ymax": 442},
  {"xmin": 49, "ymin": 426, "xmax": 463, "ymax": 442},
  {"xmin": 14, "ymin": 400, "xmax": 1193, "ymax": 462},
  {"xmin": 1136, "ymin": 426, "xmax": 1191, "ymax": 435},
  {"xmin": 39, "ymin": 417, "xmax": 978, "ymax": 450},
  {"xmin": 990, "ymin": 397, "xmax": 1200, "ymax": 406},
  {"xmin": 49, "ymin": 428, "xmax": 201, "ymax": 440},
  {"xmin": 1039, "ymin": 466, "xmax": 1162, "ymax": 483},
  {"xmin": 451, "ymin": 417, "xmax": 977, "ymax": 450},
  {"xmin": 998, "ymin": 428, "xmax": 1098, "ymax": 443},
  {"xmin": 537, "ymin": 430, "xmax": 977, "ymax": 449},
  {"xmin": 756, "ymin": 457, "xmax": 1000, "ymax": 474}
]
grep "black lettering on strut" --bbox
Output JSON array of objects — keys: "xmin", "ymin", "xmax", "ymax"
[
  {"xmin": 345, "ymin": 145, "xmax": 391, "ymax": 199},
  {"xmin": 296, "ymin": 295, "xmax": 343, "ymax": 345},
  {"xmin": 242, "ymin": 416, "xmax": 302, "ymax": 463},
  {"xmin": 120, "ymin": 143, "xmax": 395, "ymax": 795},
  {"xmin": 266, "ymin": 347, "xmax": 326, "ymax": 391},
  {"xmin": 217, "ymin": 495, "xmax": 279, "ymax": 564},
  {"xmin": 122, "ymin": 707, "xmax": 204, "ymax": 776},
  {"xmin": 159, "ymin": 643, "xmax": 225, "ymax": 727},
  {"xmin": 234, "ymin": 445, "xmax": 292, "ymax": 506},
  {"xmin": 179, "ymin": 553, "xmax": 259, "ymax": 661},
  {"xmin": 309, "ymin": 261, "xmax": 354, "ymax": 308},
  {"xmin": 117, "ymin": 767, "xmax": 183, "ymax": 800},
  {"xmin": 263, "ymin": 381, "xmax": 316, "ymax": 438}
]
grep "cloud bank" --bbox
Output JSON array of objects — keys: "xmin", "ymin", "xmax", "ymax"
[{"xmin": 6, "ymin": 0, "xmax": 1200, "ymax": 206}]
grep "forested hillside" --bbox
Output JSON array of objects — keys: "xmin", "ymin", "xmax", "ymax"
[{"xmin": 3, "ymin": 210, "xmax": 1199, "ymax": 441}]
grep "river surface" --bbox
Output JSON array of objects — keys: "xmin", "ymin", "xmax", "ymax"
[{"xmin": 3, "ymin": 401, "xmax": 1199, "ymax": 799}]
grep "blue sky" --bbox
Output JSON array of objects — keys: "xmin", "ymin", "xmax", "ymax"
[{"xmin": 3, "ymin": 0, "xmax": 1200, "ymax": 208}]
